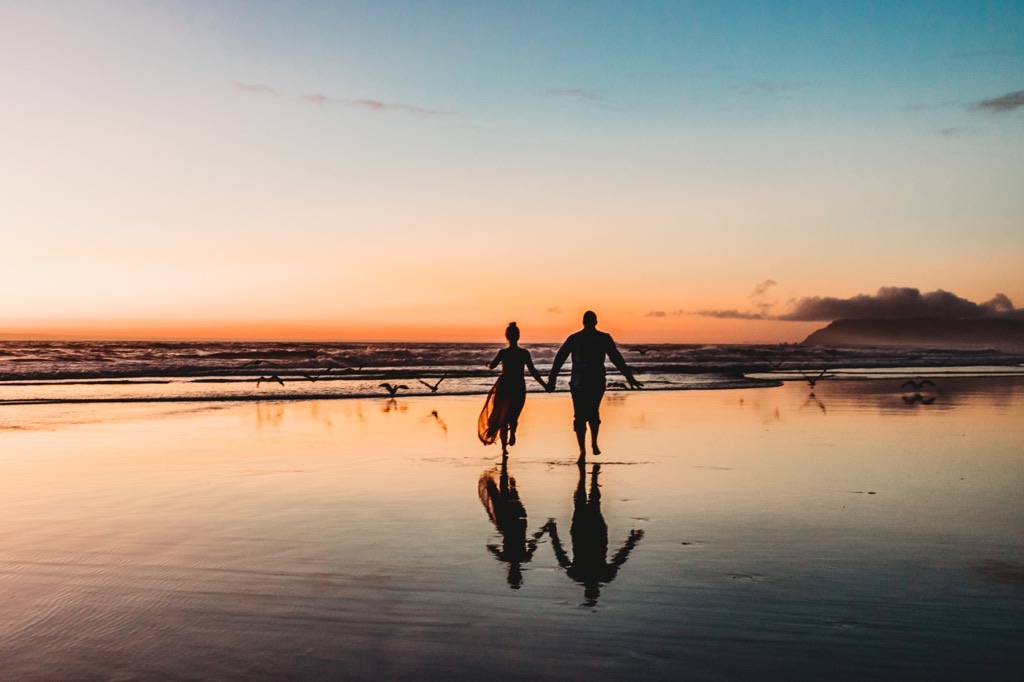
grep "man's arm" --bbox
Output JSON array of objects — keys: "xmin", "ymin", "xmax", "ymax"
[
  {"xmin": 606, "ymin": 336, "xmax": 643, "ymax": 389},
  {"xmin": 546, "ymin": 337, "xmax": 573, "ymax": 391}
]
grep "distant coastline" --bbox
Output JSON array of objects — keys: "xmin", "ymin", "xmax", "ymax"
[{"xmin": 802, "ymin": 318, "xmax": 1024, "ymax": 352}]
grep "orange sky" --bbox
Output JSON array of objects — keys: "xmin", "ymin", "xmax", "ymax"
[{"xmin": 1, "ymin": 3, "xmax": 1021, "ymax": 344}]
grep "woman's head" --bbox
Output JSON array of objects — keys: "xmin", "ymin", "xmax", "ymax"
[{"xmin": 505, "ymin": 321, "xmax": 520, "ymax": 342}]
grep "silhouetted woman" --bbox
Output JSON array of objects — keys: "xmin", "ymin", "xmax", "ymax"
[
  {"xmin": 478, "ymin": 322, "xmax": 548, "ymax": 455},
  {"xmin": 478, "ymin": 458, "xmax": 547, "ymax": 589}
]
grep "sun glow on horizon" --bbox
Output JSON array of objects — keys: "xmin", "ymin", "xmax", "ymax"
[{"xmin": 1, "ymin": 2, "xmax": 1021, "ymax": 341}]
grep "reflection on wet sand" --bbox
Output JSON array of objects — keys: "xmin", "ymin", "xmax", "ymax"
[
  {"xmin": 478, "ymin": 459, "xmax": 546, "ymax": 588},
  {"xmin": 544, "ymin": 463, "xmax": 644, "ymax": 607}
]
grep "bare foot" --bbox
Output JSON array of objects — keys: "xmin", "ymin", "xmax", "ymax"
[
  {"xmin": 577, "ymin": 450, "xmax": 586, "ymax": 465},
  {"xmin": 509, "ymin": 431, "xmax": 516, "ymax": 447},
  {"xmin": 592, "ymin": 443, "xmax": 601, "ymax": 456}
]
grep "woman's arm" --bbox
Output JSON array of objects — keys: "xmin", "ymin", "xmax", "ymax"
[
  {"xmin": 488, "ymin": 349, "xmax": 503, "ymax": 370},
  {"xmin": 524, "ymin": 351, "xmax": 547, "ymax": 390}
]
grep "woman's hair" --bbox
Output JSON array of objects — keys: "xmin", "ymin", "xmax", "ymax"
[{"xmin": 505, "ymin": 321, "xmax": 520, "ymax": 341}]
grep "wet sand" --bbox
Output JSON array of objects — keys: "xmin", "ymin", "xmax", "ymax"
[{"xmin": 1, "ymin": 378, "xmax": 1023, "ymax": 680}]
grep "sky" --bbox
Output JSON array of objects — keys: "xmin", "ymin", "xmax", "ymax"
[{"xmin": 1, "ymin": 0, "xmax": 1022, "ymax": 343}]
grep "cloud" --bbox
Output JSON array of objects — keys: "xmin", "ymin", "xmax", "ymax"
[
  {"xmin": 751, "ymin": 280, "xmax": 777, "ymax": 297},
  {"xmin": 229, "ymin": 81, "xmax": 450, "ymax": 119},
  {"xmin": 742, "ymin": 80, "xmax": 808, "ymax": 95},
  {"xmin": 226, "ymin": 80, "xmax": 277, "ymax": 95},
  {"xmin": 301, "ymin": 93, "xmax": 331, "ymax": 106},
  {"xmin": 694, "ymin": 287, "xmax": 1024, "ymax": 322},
  {"xmin": 973, "ymin": 90, "xmax": 1024, "ymax": 112},
  {"xmin": 301, "ymin": 93, "xmax": 445, "ymax": 117},
  {"xmin": 694, "ymin": 310, "xmax": 768, "ymax": 320},
  {"xmin": 776, "ymin": 287, "xmax": 1022, "ymax": 321},
  {"xmin": 545, "ymin": 307, "xmax": 562, "ymax": 314},
  {"xmin": 937, "ymin": 127, "xmax": 967, "ymax": 136},
  {"xmin": 645, "ymin": 310, "xmax": 667, "ymax": 318},
  {"xmin": 545, "ymin": 88, "xmax": 605, "ymax": 104}
]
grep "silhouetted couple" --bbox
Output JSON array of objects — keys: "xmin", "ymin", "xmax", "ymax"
[
  {"xmin": 479, "ymin": 458, "xmax": 644, "ymax": 605},
  {"xmin": 478, "ymin": 311, "xmax": 642, "ymax": 461}
]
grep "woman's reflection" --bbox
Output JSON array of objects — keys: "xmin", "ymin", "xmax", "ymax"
[
  {"xmin": 544, "ymin": 463, "xmax": 644, "ymax": 607},
  {"xmin": 478, "ymin": 459, "xmax": 546, "ymax": 589}
]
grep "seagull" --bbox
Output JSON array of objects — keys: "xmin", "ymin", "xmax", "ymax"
[
  {"xmin": 379, "ymin": 382, "xmax": 408, "ymax": 397},
  {"xmin": 417, "ymin": 375, "xmax": 447, "ymax": 393},
  {"xmin": 629, "ymin": 346, "xmax": 652, "ymax": 355},
  {"xmin": 256, "ymin": 375, "xmax": 284, "ymax": 387},
  {"xmin": 301, "ymin": 367, "xmax": 333, "ymax": 382},
  {"xmin": 240, "ymin": 360, "xmax": 265, "ymax": 369},
  {"xmin": 800, "ymin": 369, "xmax": 828, "ymax": 388},
  {"xmin": 902, "ymin": 379, "xmax": 936, "ymax": 391},
  {"xmin": 769, "ymin": 360, "xmax": 785, "ymax": 369}
]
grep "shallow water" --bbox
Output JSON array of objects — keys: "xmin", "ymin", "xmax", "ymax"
[{"xmin": 1, "ymin": 378, "xmax": 1022, "ymax": 680}]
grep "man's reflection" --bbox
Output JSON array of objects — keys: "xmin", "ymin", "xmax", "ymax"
[
  {"xmin": 478, "ymin": 459, "xmax": 546, "ymax": 589},
  {"xmin": 544, "ymin": 463, "xmax": 644, "ymax": 606}
]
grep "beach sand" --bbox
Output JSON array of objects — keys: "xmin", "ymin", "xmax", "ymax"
[{"xmin": 1, "ymin": 379, "xmax": 1023, "ymax": 680}]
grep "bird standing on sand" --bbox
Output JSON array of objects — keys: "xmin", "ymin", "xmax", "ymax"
[
  {"xmin": 379, "ymin": 382, "xmax": 408, "ymax": 397},
  {"xmin": 256, "ymin": 375, "xmax": 284, "ymax": 387},
  {"xmin": 417, "ymin": 375, "xmax": 447, "ymax": 393}
]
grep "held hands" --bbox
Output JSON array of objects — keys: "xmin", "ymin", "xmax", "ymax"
[{"xmin": 545, "ymin": 378, "xmax": 556, "ymax": 392}]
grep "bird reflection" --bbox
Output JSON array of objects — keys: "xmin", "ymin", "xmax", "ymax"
[
  {"xmin": 901, "ymin": 378, "xmax": 939, "ymax": 405},
  {"xmin": 479, "ymin": 459, "xmax": 545, "ymax": 589},
  {"xmin": 544, "ymin": 463, "xmax": 644, "ymax": 607},
  {"xmin": 802, "ymin": 390, "xmax": 827, "ymax": 414}
]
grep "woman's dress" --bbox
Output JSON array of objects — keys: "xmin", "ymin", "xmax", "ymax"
[{"xmin": 477, "ymin": 347, "xmax": 529, "ymax": 445}]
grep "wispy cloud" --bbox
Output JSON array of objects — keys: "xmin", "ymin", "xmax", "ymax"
[
  {"xmin": 937, "ymin": 127, "xmax": 967, "ymax": 136},
  {"xmin": 226, "ymin": 80, "xmax": 277, "ymax": 95},
  {"xmin": 973, "ymin": 90, "xmax": 1024, "ymax": 113},
  {"xmin": 302, "ymin": 93, "xmax": 446, "ymax": 117},
  {"xmin": 545, "ymin": 88, "xmax": 606, "ymax": 104},
  {"xmin": 741, "ymin": 80, "xmax": 808, "ymax": 95},
  {"xmin": 229, "ymin": 80, "xmax": 452, "ymax": 120},
  {"xmin": 693, "ymin": 310, "xmax": 768, "ymax": 320},
  {"xmin": 645, "ymin": 311, "xmax": 667, "ymax": 318},
  {"xmin": 545, "ymin": 307, "xmax": 562, "ymax": 314},
  {"xmin": 694, "ymin": 287, "xmax": 1023, "ymax": 321}
]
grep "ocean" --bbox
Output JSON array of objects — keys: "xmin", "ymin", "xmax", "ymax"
[{"xmin": 1, "ymin": 339, "xmax": 1022, "ymax": 405}]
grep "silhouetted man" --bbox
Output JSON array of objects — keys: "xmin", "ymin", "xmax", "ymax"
[
  {"xmin": 543, "ymin": 464, "xmax": 644, "ymax": 606},
  {"xmin": 547, "ymin": 310, "xmax": 642, "ymax": 460}
]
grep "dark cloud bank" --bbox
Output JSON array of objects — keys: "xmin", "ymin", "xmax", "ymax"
[
  {"xmin": 693, "ymin": 287, "xmax": 1024, "ymax": 322},
  {"xmin": 685, "ymin": 287, "xmax": 1024, "ymax": 351}
]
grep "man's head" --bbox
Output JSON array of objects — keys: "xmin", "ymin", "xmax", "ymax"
[{"xmin": 582, "ymin": 310, "xmax": 598, "ymax": 328}]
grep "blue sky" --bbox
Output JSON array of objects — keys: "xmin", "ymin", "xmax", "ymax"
[{"xmin": 1, "ymin": 1, "xmax": 1021, "ymax": 341}]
